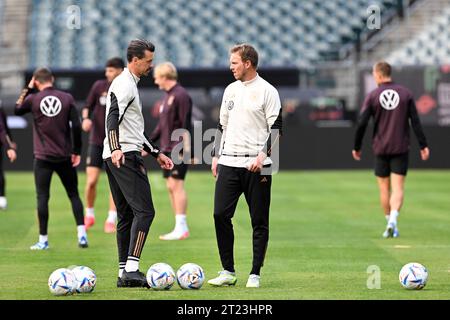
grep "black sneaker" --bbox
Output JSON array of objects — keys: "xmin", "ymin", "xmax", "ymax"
[
  {"xmin": 120, "ymin": 270, "xmax": 149, "ymax": 288},
  {"xmin": 117, "ymin": 277, "xmax": 125, "ymax": 288}
]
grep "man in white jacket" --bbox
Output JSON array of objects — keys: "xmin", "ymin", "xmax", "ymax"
[{"xmin": 208, "ymin": 44, "xmax": 282, "ymax": 288}]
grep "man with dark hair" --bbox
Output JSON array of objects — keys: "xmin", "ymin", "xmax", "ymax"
[
  {"xmin": 352, "ymin": 61, "xmax": 430, "ymax": 238},
  {"xmin": 15, "ymin": 68, "xmax": 87, "ymax": 250},
  {"xmin": 126, "ymin": 39, "xmax": 155, "ymax": 62},
  {"xmin": 0, "ymin": 105, "xmax": 17, "ymax": 209},
  {"xmin": 82, "ymin": 57, "xmax": 124, "ymax": 233},
  {"xmin": 208, "ymin": 44, "xmax": 282, "ymax": 288},
  {"xmin": 103, "ymin": 39, "xmax": 173, "ymax": 287},
  {"xmin": 151, "ymin": 62, "xmax": 193, "ymax": 240}
]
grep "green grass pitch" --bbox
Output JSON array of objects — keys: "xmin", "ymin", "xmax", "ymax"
[{"xmin": 1, "ymin": 170, "xmax": 450, "ymax": 299}]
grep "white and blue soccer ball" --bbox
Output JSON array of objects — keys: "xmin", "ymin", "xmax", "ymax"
[
  {"xmin": 146, "ymin": 263, "xmax": 176, "ymax": 290},
  {"xmin": 71, "ymin": 266, "xmax": 97, "ymax": 293},
  {"xmin": 176, "ymin": 263, "xmax": 205, "ymax": 289},
  {"xmin": 48, "ymin": 268, "xmax": 76, "ymax": 296},
  {"xmin": 399, "ymin": 262, "xmax": 428, "ymax": 290}
]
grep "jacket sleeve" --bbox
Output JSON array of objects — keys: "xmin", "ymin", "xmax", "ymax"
[
  {"xmin": 175, "ymin": 93, "xmax": 193, "ymax": 156},
  {"xmin": 69, "ymin": 96, "xmax": 82, "ymax": 155},
  {"xmin": 106, "ymin": 83, "xmax": 132, "ymax": 153},
  {"xmin": 143, "ymin": 131, "xmax": 161, "ymax": 158},
  {"xmin": 261, "ymin": 87, "xmax": 282, "ymax": 157},
  {"xmin": 14, "ymin": 87, "xmax": 34, "ymax": 115},
  {"xmin": 0, "ymin": 112, "xmax": 15, "ymax": 150},
  {"xmin": 408, "ymin": 95, "xmax": 428, "ymax": 149},
  {"xmin": 353, "ymin": 94, "xmax": 373, "ymax": 151},
  {"xmin": 211, "ymin": 87, "xmax": 229, "ymax": 157},
  {"xmin": 0, "ymin": 107, "xmax": 15, "ymax": 150},
  {"xmin": 149, "ymin": 119, "xmax": 161, "ymax": 142},
  {"xmin": 83, "ymin": 81, "xmax": 99, "ymax": 119}
]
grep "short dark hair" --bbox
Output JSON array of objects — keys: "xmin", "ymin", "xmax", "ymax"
[
  {"xmin": 106, "ymin": 57, "xmax": 125, "ymax": 69},
  {"xmin": 230, "ymin": 43, "xmax": 259, "ymax": 68},
  {"xmin": 374, "ymin": 61, "xmax": 392, "ymax": 77},
  {"xmin": 127, "ymin": 39, "xmax": 155, "ymax": 63},
  {"xmin": 33, "ymin": 67, "xmax": 53, "ymax": 83}
]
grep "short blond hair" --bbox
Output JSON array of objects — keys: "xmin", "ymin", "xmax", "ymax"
[
  {"xmin": 374, "ymin": 61, "xmax": 392, "ymax": 77},
  {"xmin": 154, "ymin": 62, "xmax": 178, "ymax": 80}
]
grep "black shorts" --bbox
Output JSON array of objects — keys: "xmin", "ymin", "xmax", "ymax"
[
  {"xmin": 161, "ymin": 151, "xmax": 187, "ymax": 179},
  {"xmin": 163, "ymin": 163, "xmax": 188, "ymax": 180},
  {"xmin": 374, "ymin": 153, "xmax": 409, "ymax": 177},
  {"xmin": 86, "ymin": 144, "xmax": 104, "ymax": 168}
]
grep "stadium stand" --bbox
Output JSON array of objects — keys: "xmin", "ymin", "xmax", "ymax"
[
  {"xmin": 28, "ymin": 0, "xmax": 400, "ymax": 69},
  {"xmin": 0, "ymin": 0, "xmax": 3, "ymax": 42},
  {"xmin": 1, "ymin": 0, "xmax": 449, "ymax": 172},
  {"xmin": 387, "ymin": 5, "xmax": 450, "ymax": 65},
  {"xmin": 359, "ymin": 0, "xmax": 450, "ymax": 66},
  {"xmin": 0, "ymin": 0, "xmax": 29, "ymax": 93},
  {"xmin": 0, "ymin": 0, "xmax": 446, "ymax": 111}
]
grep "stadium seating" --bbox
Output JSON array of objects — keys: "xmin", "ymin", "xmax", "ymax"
[
  {"xmin": 28, "ymin": 0, "xmax": 399, "ymax": 69},
  {"xmin": 0, "ymin": 0, "xmax": 3, "ymax": 42},
  {"xmin": 387, "ymin": 5, "xmax": 450, "ymax": 65}
]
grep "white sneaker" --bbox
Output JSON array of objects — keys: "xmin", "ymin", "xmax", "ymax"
[
  {"xmin": 246, "ymin": 274, "xmax": 260, "ymax": 288},
  {"xmin": 382, "ymin": 221, "xmax": 396, "ymax": 238},
  {"xmin": 393, "ymin": 227, "xmax": 400, "ymax": 238},
  {"xmin": 0, "ymin": 197, "xmax": 7, "ymax": 210},
  {"xmin": 159, "ymin": 230, "xmax": 189, "ymax": 240},
  {"xmin": 78, "ymin": 235, "xmax": 88, "ymax": 248},
  {"xmin": 207, "ymin": 270, "xmax": 237, "ymax": 286},
  {"xmin": 30, "ymin": 241, "xmax": 49, "ymax": 250}
]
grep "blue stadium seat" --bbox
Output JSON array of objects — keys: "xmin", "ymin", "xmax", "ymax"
[
  {"xmin": 387, "ymin": 4, "xmax": 450, "ymax": 66},
  {"xmin": 28, "ymin": 0, "xmax": 401, "ymax": 68}
]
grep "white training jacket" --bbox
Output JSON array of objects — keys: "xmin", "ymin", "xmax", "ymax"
[{"xmin": 216, "ymin": 74, "xmax": 282, "ymax": 168}]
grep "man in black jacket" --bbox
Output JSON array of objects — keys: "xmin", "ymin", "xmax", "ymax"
[
  {"xmin": 15, "ymin": 67, "xmax": 87, "ymax": 250},
  {"xmin": 352, "ymin": 61, "xmax": 430, "ymax": 238}
]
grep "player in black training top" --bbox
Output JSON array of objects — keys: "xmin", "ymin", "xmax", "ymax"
[
  {"xmin": 15, "ymin": 67, "xmax": 88, "ymax": 250},
  {"xmin": 150, "ymin": 62, "xmax": 193, "ymax": 240},
  {"xmin": 352, "ymin": 61, "xmax": 430, "ymax": 238}
]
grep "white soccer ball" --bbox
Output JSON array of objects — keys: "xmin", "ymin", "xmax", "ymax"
[
  {"xmin": 146, "ymin": 263, "xmax": 176, "ymax": 290},
  {"xmin": 176, "ymin": 263, "xmax": 205, "ymax": 289},
  {"xmin": 72, "ymin": 266, "xmax": 97, "ymax": 293},
  {"xmin": 399, "ymin": 262, "xmax": 428, "ymax": 290},
  {"xmin": 48, "ymin": 268, "xmax": 76, "ymax": 296}
]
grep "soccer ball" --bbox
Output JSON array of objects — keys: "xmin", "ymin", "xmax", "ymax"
[
  {"xmin": 48, "ymin": 268, "xmax": 76, "ymax": 296},
  {"xmin": 146, "ymin": 263, "xmax": 176, "ymax": 290},
  {"xmin": 176, "ymin": 263, "xmax": 205, "ymax": 289},
  {"xmin": 399, "ymin": 262, "xmax": 428, "ymax": 290},
  {"xmin": 71, "ymin": 266, "xmax": 97, "ymax": 293}
]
